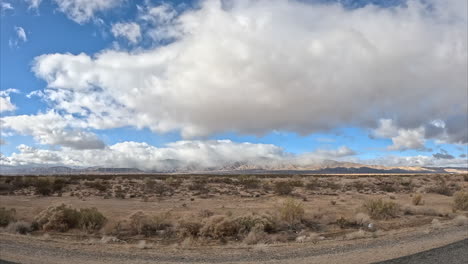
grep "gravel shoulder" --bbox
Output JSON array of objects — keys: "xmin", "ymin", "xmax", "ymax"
[{"xmin": 1, "ymin": 224, "xmax": 467, "ymax": 264}]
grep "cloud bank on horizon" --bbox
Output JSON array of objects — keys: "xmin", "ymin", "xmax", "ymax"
[{"xmin": 0, "ymin": 0, "xmax": 467, "ymax": 170}]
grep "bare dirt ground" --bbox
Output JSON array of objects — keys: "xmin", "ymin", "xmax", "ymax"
[
  {"xmin": 0, "ymin": 173, "xmax": 467, "ymax": 263},
  {"xmin": 0, "ymin": 223, "xmax": 467, "ymax": 263}
]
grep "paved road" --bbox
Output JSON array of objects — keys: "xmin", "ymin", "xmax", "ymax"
[{"xmin": 375, "ymin": 239, "xmax": 468, "ymax": 264}]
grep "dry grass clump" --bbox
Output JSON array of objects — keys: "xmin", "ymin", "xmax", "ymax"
[
  {"xmin": 6, "ymin": 221, "xmax": 32, "ymax": 234},
  {"xmin": 278, "ymin": 198, "xmax": 305, "ymax": 225},
  {"xmin": 34, "ymin": 204, "xmax": 106, "ymax": 232},
  {"xmin": 0, "ymin": 207, "xmax": 16, "ymax": 227},
  {"xmin": 453, "ymin": 191, "xmax": 468, "ymax": 211},
  {"xmin": 363, "ymin": 199, "xmax": 399, "ymax": 220},
  {"xmin": 412, "ymin": 194, "xmax": 423, "ymax": 206},
  {"xmin": 453, "ymin": 215, "xmax": 468, "ymax": 226},
  {"xmin": 274, "ymin": 181, "xmax": 294, "ymax": 195}
]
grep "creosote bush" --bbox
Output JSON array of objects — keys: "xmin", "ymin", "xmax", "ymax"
[
  {"xmin": 453, "ymin": 191, "xmax": 468, "ymax": 211},
  {"xmin": 363, "ymin": 199, "xmax": 399, "ymax": 220},
  {"xmin": 129, "ymin": 211, "xmax": 172, "ymax": 237},
  {"xmin": 34, "ymin": 204, "xmax": 106, "ymax": 232},
  {"xmin": 79, "ymin": 208, "xmax": 107, "ymax": 231},
  {"xmin": 0, "ymin": 207, "xmax": 16, "ymax": 227},
  {"xmin": 274, "ymin": 181, "xmax": 294, "ymax": 195}
]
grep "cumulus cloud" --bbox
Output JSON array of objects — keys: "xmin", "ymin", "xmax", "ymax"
[
  {"xmin": 372, "ymin": 119, "xmax": 427, "ymax": 151},
  {"xmin": 0, "ymin": 89, "xmax": 18, "ymax": 113},
  {"xmin": 28, "ymin": 0, "xmax": 467, "ymax": 141},
  {"xmin": 0, "ymin": 140, "xmax": 358, "ymax": 170},
  {"xmin": 53, "ymin": 0, "xmax": 124, "ymax": 24},
  {"xmin": 1, "ymin": 111, "xmax": 105, "ymax": 149},
  {"xmin": 111, "ymin": 22, "xmax": 141, "ymax": 44},
  {"xmin": 432, "ymin": 149, "xmax": 455, "ymax": 159}
]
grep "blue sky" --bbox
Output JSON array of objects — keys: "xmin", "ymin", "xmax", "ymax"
[{"xmin": 0, "ymin": 0, "xmax": 466, "ymax": 170}]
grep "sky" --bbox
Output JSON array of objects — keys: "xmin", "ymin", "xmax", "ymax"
[{"xmin": 0, "ymin": 0, "xmax": 467, "ymax": 170}]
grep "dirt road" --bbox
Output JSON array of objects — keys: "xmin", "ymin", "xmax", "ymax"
[{"xmin": 1, "ymin": 224, "xmax": 467, "ymax": 264}]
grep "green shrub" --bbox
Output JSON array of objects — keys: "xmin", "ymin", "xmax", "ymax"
[
  {"xmin": 79, "ymin": 208, "xmax": 106, "ymax": 231},
  {"xmin": 238, "ymin": 175, "xmax": 261, "ymax": 189},
  {"xmin": 35, "ymin": 204, "xmax": 107, "ymax": 232},
  {"xmin": 35, "ymin": 178, "xmax": 53, "ymax": 196},
  {"xmin": 129, "ymin": 211, "xmax": 172, "ymax": 237},
  {"xmin": 453, "ymin": 191, "xmax": 468, "ymax": 211},
  {"xmin": 0, "ymin": 207, "xmax": 16, "ymax": 227},
  {"xmin": 35, "ymin": 204, "xmax": 80, "ymax": 232},
  {"xmin": 274, "ymin": 181, "xmax": 294, "ymax": 195},
  {"xmin": 363, "ymin": 199, "xmax": 399, "ymax": 220}
]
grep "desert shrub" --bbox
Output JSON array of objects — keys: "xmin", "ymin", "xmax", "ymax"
[
  {"xmin": 165, "ymin": 177, "xmax": 183, "ymax": 188},
  {"xmin": 274, "ymin": 181, "xmax": 294, "ymax": 195},
  {"xmin": 198, "ymin": 209, "xmax": 214, "ymax": 218},
  {"xmin": 178, "ymin": 220, "xmax": 203, "ymax": 237},
  {"xmin": 114, "ymin": 190, "xmax": 126, "ymax": 199},
  {"xmin": 0, "ymin": 207, "xmax": 16, "ymax": 227},
  {"xmin": 323, "ymin": 181, "xmax": 341, "ymax": 190},
  {"xmin": 154, "ymin": 183, "xmax": 174, "ymax": 197},
  {"xmin": 412, "ymin": 194, "xmax": 423, "ymax": 206},
  {"xmin": 35, "ymin": 204, "xmax": 80, "ymax": 232},
  {"xmin": 34, "ymin": 178, "xmax": 53, "ymax": 196},
  {"xmin": 0, "ymin": 183, "xmax": 13, "ymax": 194},
  {"xmin": 84, "ymin": 181, "xmax": 108, "ymax": 192},
  {"xmin": 198, "ymin": 213, "xmax": 274, "ymax": 240},
  {"xmin": 78, "ymin": 207, "xmax": 106, "ymax": 231},
  {"xmin": 288, "ymin": 177, "xmax": 304, "ymax": 187},
  {"xmin": 278, "ymin": 198, "xmax": 304, "ymax": 225},
  {"xmin": 243, "ymin": 229, "xmax": 268, "ymax": 245},
  {"xmin": 381, "ymin": 183, "xmax": 398, "ymax": 193},
  {"xmin": 453, "ymin": 191, "xmax": 468, "ymax": 211},
  {"xmin": 305, "ymin": 178, "xmax": 320, "ymax": 190},
  {"xmin": 427, "ymin": 177, "xmax": 455, "ymax": 196},
  {"xmin": 234, "ymin": 214, "xmax": 276, "ymax": 234},
  {"xmin": 463, "ymin": 174, "xmax": 468, "ymax": 182},
  {"xmin": 34, "ymin": 204, "xmax": 106, "ymax": 232},
  {"xmin": 199, "ymin": 215, "xmax": 239, "ymax": 239},
  {"xmin": 52, "ymin": 178, "xmax": 67, "ymax": 192},
  {"xmin": 352, "ymin": 181, "xmax": 366, "ymax": 191},
  {"xmin": 401, "ymin": 205, "xmax": 441, "ymax": 216},
  {"xmin": 363, "ymin": 199, "xmax": 399, "ymax": 220},
  {"xmin": 6, "ymin": 221, "xmax": 31, "ymax": 234},
  {"xmin": 336, "ymin": 217, "xmax": 359, "ymax": 229},
  {"xmin": 238, "ymin": 175, "xmax": 261, "ymax": 189},
  {"xmin": 188, "ymin": 182, "xmax": 209, "ymax": 194},
  {"xmin": 129, "ymin": 211, "xmax": 172, "ymax": 237}
]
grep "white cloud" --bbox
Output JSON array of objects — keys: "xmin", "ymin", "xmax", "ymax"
[
  {"xmin": 15, "ymin": 26, "xmax": 27, "ymax": 42},
  {"xmin": 365, "ymin": 154, "xmax": 468, "ymax": 168},
  {"xmin": 28, "ymin": 0, "xmax": 467, "ymax": 141},
  {"xmin": 53, "ymin": 0, "xmax": 124, "ymax": 24},
  {"xmin": 1, "ymin": 2, "xmax": 13, "ymax": 11},
  {"xmin": 25, "ymin": 0, "xmax": 41, "ymax": 9},
  {"xmin": 0, "ymin": 97, "xmax": 16, "ymax": 112},
  {"xmin": 1, "ymin": 111, "xmax": 105, "ymax": 149},
  {"xmin": 0, "ymin": 89, "xmax": 18, "ymax": 113},
  {"xmin": 373, "ymin": 119, "xmax": 427, "ymax": 151},
  {"xmin": 0, "ymin": 140, "xmax": 358, "ymax": 170},
  {"xmin": 111, "ymin": 22, "xmax": 141, "ymax": 44}
]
